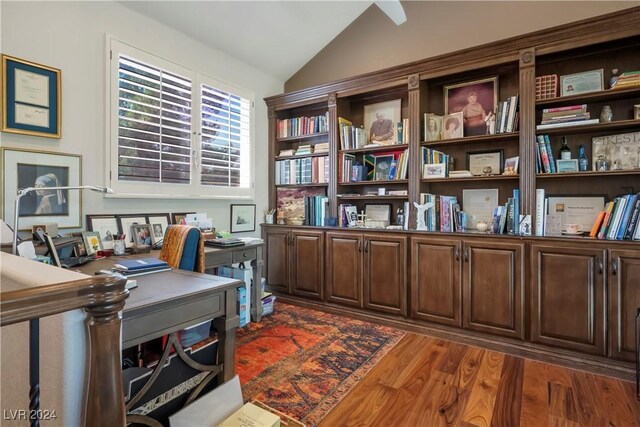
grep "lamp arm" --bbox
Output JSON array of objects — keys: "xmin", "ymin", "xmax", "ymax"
[{"xmin": 12, "ymin": 185, "xmax": 112, "ymax": 255}]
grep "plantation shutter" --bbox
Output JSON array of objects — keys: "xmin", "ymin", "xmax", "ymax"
[
  {"xmin": 117, "ymin": 55, "xmax": 193, "ymax": 184},
  {"xmin": 200, "ymin": 83, "xmax": 251, "ymax": 188}
]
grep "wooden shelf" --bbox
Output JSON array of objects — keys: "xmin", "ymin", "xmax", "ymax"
[
  {"xmin": 340, "ymin": 143, "xmax": 409, "ymax": 154},
  {"xmin": 339, "ymin": 180, "xmax": 409, "ymax": 186},
  {"xmin": 536, "ymin": 169, "xmax": 640, "ymax": 179},
  {"xmin": 275, "ymin": 152, "xmax": 329, "ymax": 160},
  {"xmin": 336, "ymin": 194, "xmax": 409, "ymax": 200},
  {"xmin": 421, "ymin": 132, "xmax": 518, "ymax": 148},
  {"xmin": 536, "ymin": 87, "xmax": 640, "ymax": 107},
  {"xmin": 277, "ymin": 132, "xmax": 329, "ymax": 143},
  {"xmin": 537, "ymin": 119, "xmax": 640, "ymax": 136},
  {"xmin": 275, "ymin": 183, "xmax": 328, "ymax": 188},
  {"xmin": 422, "ymin": 174, "xmax": 519, "ymax": 183}
]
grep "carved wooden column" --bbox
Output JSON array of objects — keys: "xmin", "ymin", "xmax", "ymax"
[
  {"xmin": 519, "ymin": 49, "xmax": 537, "ymax": 219},
  {"xmin": 407, "ymin": 74, "xmax": 421, "ymax": 229},
  {"xmin": 327, "ymin": 93, "xmax": 338, "ymax": 216},
  {"xmin": 267, "ymin": 105, "xmax": 277, "ymax": 213}
]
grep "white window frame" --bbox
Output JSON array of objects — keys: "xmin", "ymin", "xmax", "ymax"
[{"xmin": 106, "ymin": 36, "xmax": 255, "ymax": 199}]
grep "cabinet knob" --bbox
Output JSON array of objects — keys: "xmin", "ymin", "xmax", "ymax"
[
  {"xmin": 612, "ymin": 258, "xmax": 618, "ymax": 275},
  {"xmin": 597, "ymin": 257, "xmax": 603, "ymax": 274},
  {"xmin": 455, "ymin": 246, "xmax": 460, "ymax": 261},
  {"xmin": 464, "ymin": 247, "xmax": 469, "ymax": 262},
  {"xmin": 364, "ymin": 240, "xmax": 369, "ymax": 253},
  {"xmin": 358, "ymin": 240, "xmax": 362, "ymax": 252}
]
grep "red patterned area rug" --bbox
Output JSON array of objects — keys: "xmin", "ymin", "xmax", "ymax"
[{"xmin": 235, "ymin": 303, "xmax": 405, "ymax": 426}]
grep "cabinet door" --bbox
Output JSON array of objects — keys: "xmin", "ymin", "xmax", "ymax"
[
  {"xmin": 462, "ymin": 240, "xmax": 524, "ymax": 340},
  {"xmin": 291, "ymin": 230, "xmax": 325, "ymax": 300},
  {"xmin": 326, "ymin": 232, "xmax": 362, "ymax": 307},
  {"xmin": 264, "ymin": 229, "xmax": 289, "ymax": 293},
  {"xmin": 531, "ymin": 244, "xmax": 606, "ymax": 355},
  {"xmin": 363, "ymin": 233, "xmax": 407, "ymax": 316},
  {"xmin": 411, "ymin": 236, "xmax": 461, "ymax": 327},
  {"xmin": 609, "ymin": 249, "xmax": 640, "ymax": 361}
]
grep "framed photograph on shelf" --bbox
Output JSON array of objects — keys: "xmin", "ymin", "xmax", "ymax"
[
  {"xmin": 556, "ymin": 159, "xmax": 579, "ymax": 173},
  {"xmin": 1, "ymin": 148, "xmax": 81, "ymax": 230},
  {"xmin": 86, "ymin": 214, "xmax": 118, "ymax": 249},
  {"xmin": 230, "ymin": 204, "xmax": 256, "ymax": 233},
  {"xmin": 1, "ymin": 55, "xmax": 61, "ymax": 138},
  {"xmin": 462, "ymin": 189, "xmax": 499, "ymax": 230},
  {"xmin": 131, "ymin": 223, "xmax": 153, "ymax": 246},
  {"xmin": 363, "ymin": 99, "xmax": 401, "ymax": 145},
  {"xmin": 560, "ymin": 69, "xmax": 603, "ymax": 97},
  {"xmin": 423, "ymin": 113, "xmax": 442, "ymax": 142},
  {"xmin": 82, "ymin": 231, "xmax": 103, "ymax": 255},
  {"xmin": 117, "ymin": 214, "xmax": 147, "ymax": 246},
  {"xmin": 504, "ymin": 156, "xmax": 519, "ymax": 174},
  {"xmin": 442, "ymin": 112, "xmax": 464, "ymax": 140},
  {"xmin": 423, "ymin": 163, "xmax": 447, "ymax": 179},
  {"xmin": 373, "ymin": 155, "xmax": 395, "ymax": 181},
  {"xmin": 547, "ymin": 195, "xmax": 605, "ymax": 234},
  {"xmin": 365, "ymin": 203, "xmax": 391, "ymax": 228},
  {"xmin": 467, "ymin": 149, "xmax": 504, "ymax": 176},
  {"xmin": 171, "ymin": 212, "xmax": 195, "ymax": 225},
  {"xmin": 444, "ymin": 76, "xmax": 498, "ymax": 137}
]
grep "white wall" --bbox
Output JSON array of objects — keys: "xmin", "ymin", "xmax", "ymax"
[{"xmin": 1, "ymin": 1, "xmax": 283, "ymax": 237}]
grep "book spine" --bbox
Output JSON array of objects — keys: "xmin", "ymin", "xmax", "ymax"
[
  {"xmin": 623, "ymin": 196, "xmax": 640, "ymax": 240},
  {"xmin": 598, "ymin": 200, "xmax": 616, "ymax": 239},
  {"xmin": 542, "ymin": 104, "xmax": 588, "ymax": 113},
  {"xmin": 543, "ymin": 135, "xmax": 556, "ymax": 173},
  {"xmin": 537, "ymin": 135, "xmax": 551, "ymax": 173},
  {"xmin": 589, "ymin": 211, "xmax": 606, "ymax": 238},
  {"xmin": 616, "ymin": 194, "xmax": 637, "ymax": 240},
  {"xmin": 513, "ymin": 189, "xmax": 520, "ymax": 235},
  {"xmin": 536, "ymin": 119, "xmax": 599, "ymax": 130},
  {"xmin": 535, "ymin": 189, "xmax": 545, "ymax": 236},
  {"xmin": 607, "ymin": 197, "xmax": 627, "ymax": 239}
]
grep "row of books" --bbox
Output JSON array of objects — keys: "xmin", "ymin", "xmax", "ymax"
[
  {"xmin": 536, "ymin": 104, "xmax": 599, "ymax": 130},
  {"xmin": 535, "ymin": 134, "xmax": 557, "ymax": 173},
  {"xmin": 592, "ymin": 194, "xmax": 640, "ymax": 240},
  {"xmin": 339, "ymin": 149, "xmax": 409, "ymax": 183},
  {"xmin": 611, "ymin": 71, "xmax": 640, "ymax": 90},
  {"xmin": 274, "ymin": 156, "xmax": 329, "ymax": 185},
  {"xmin": 495, "ymin": 95, "xmax": 520, "ymax": 134},
  {"xmin": 338, "ymin": 117, "xmax": 368, "ymax": 149},
  {"xmin": 277, "ymin": 112, "xmax": 329, "ymax": 139},
  {"xmin": 422, "ymin": 147, "xmax": 450, "ymax": 178},
  {"xmin": 418, "ymin": 193, "xmax": 460, "ymax": 232},
  {"xmin": 397, "ymin": 118, "xmax": 409, "ymax": 144},
  {"xmin": 303, "ymin": 195, "xmax": 330, "ymax": 227},
  {"xmin": 491, "ymin": 189, "xmax": 521, "ymax": 235}
]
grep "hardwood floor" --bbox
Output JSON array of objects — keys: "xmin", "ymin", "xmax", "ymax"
[{"xmin": 320, "ymin": 334, "xmax": 640, "ymax": 427}]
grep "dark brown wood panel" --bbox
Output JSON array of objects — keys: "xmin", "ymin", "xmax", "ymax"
[
  {"xmin": 363, "ymin": 233, "xmax": 407, "ymax": 316},
  {"xmin": 290, "ymin": 230, "xmax": 325, "ymax": 300},
  {"xmin": 263, "ymin": 228, "xmax": 289, "ymax": 293},
  {"xmin": 608, "ymin": 249, "xmax": 640, "ymax": 361},
  {"xmin": 531, "ymin": 244, "xmax": 606, "ymax": 355},
  {"xmin": 463, "ymin": 240, "xmax": 525, "ymax": 340},
  {"xmin": 410, "ymin": 236, "xmax": 461, "ymax": 327},
  {"xmin": 326, "ymin": 231, "xmax": 362, "ymax": 307}
]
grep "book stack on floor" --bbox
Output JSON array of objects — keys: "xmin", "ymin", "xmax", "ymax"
[
  {"xmin": 591, "ymin": 193, "xmax": 640, "ymax": 240},
  {"xmin": 536, "ymin": 104, "xmax": 598, "ymax": 130},
  {"xmin": 112, "ymin": 257, "xmax": 171, "ymax": 277}
]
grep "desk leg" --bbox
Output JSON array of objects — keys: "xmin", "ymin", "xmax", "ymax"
[
  {"xmin": 215, "ymin": 288, "xmax": 239, "ymax": 384},
  {"xmin": 251, "ymin": 249, "xmax": 264, "ymax": 322}
]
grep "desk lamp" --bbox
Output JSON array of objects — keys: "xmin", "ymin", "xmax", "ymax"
[{"xmin": 11, "ymin": 184, "xmax": 112, "ymax": 421}]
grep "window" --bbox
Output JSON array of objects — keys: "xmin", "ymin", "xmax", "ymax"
[{"xmin": 108, "ymin": 38, "xmax": 254, "ymax": 198}]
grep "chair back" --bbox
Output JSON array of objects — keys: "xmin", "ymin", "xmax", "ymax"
[{"xmin": 159, "ymin": 225, "xmax": 204, "ymax": 272}]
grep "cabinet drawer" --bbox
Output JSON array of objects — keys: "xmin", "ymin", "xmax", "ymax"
[
  {"xmin": 205, "ymin": 251, "xmax": 232, "ymax": 267},
  {"xmin": 232, "ymin": 247, "xmax": 256, "ymax": 264}
]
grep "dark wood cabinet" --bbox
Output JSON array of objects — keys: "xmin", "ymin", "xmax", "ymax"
[
  {"xmin": 531, "ymin": 244, "xmax": 607, "ymax": 355},
  {"xmin": 463, "ymin": 239, "xmax": 525, "ymax": 340},
  {"xmin": 410, "ymin": 236, "xmax": 461, "ymax": 327},
  {"xmin": 263, "ymin": 228, "xmax": 324, "ymax": 300},
  {"xmin": 608, "ymin": 249, "xmax": 640, "ymax": 362},
  {"xmin": 363, "ymin": 233, "xmax": 407, "ymax": 316},
  {"xmin": 326, "ymin": 232, "xmax": 362, "ymax": 307}
]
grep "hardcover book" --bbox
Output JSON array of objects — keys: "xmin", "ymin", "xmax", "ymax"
[{"xmin": 114, "ymin": 257, "xmax": 168, "ymax": 271}]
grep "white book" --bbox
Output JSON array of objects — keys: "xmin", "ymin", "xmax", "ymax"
[
  {"xmin": 536, "ymin": 118, "xmax": 599, "ymax": 130},
  {"xmin": 535, "ymin": 189, "xmax": 545, "ymax": 236}
]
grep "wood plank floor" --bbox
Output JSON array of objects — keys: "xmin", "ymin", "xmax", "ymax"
[{"xmin": 320, "ymin": 333, "xmax": 640, "ymax": 427}]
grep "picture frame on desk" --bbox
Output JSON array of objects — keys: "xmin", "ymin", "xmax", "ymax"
[
  {"xmin": 230, "ymin": 204, "xmax": 256, "ymax": 233},
  {"xmin": 171, "ymin": 212, "xmax": 195, "ymax": 225},
  {"xmin": 87, "ymin": 214, "xmax": 118, "ymax": 250},
  {"xmin": 1, "ymin": 147, "xmax": 81, "ymax": 230},
  {"xmin": 131, "ymin": 224, "xmax": 152, "ymax": 246},
  {"xmin": 82, "ymin": 231, "xmax": 103, "ymax": 255},
  {"xmin": 1, "ymin": 55, "xmax": 61, "ymax": 138},
  {"xmin": 117, "ymin": 214, "xmax": 147, "ymax": 247},
  {"xmin": 147, "ymin": 213, "xmax": 170, "ymax": 243},
  {"xmin": 444, "ymin": 76, "xmax": 498, "ymax": 137}
]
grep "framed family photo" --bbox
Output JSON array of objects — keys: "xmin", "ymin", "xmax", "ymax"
[
  {"xmin": 423, "ymin": 113, "xmax": 442, "ymax": 142},
  {"xmin": 444, "ymin": 77, "xmax": 498, "ymax": 137},
  {"xmin": 442, "ymin": 112, "xmax": 464, "ymax": 140},
  {"xmin": 230, "ymin": 204, "xmax": 256, "ymax": 233},
  {"xmin": 2, "ymin": 148, "xmax": 81, "ymax": 230},
  {"xmin": 1, "ymin": 55, "xmax": 62, "ymax": 138},
  {"xmin": 86, "ymin": 214, "xmax": 118, "ymax": 249},
  {"xmin": 363, "ymin": 99, "xmax": 401, "ymax": 145}
]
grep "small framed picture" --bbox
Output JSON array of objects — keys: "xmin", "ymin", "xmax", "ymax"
[
  {"xmin": 365, "ymin": 203, "xmax": 391, "ymax": 227},
  {"xmin": 504, "ymin": 156, "xmax": 519, "ymax": 174},
  {"xmin": 556, "ymin": 159, "xmax": 579, "ymax": 173},
  {"xmin": 442, "ymin": 112, "xmax": 464, "ymax": 140},
  {"xmin": 423, "ymin": 163, "xmax": 447, "ymax": 179},
  {"xmin": 634, "ymin": 104, "xmax": 640, "ymax": 120},
  {"xmin": 230, "ymin": 204, "xmax": 256, "ymax": 233},
  {"xmin": 423, "ymin": 113, "xmax": 442, "ymax": 142},
  {"xmin": 116, "ymin": 214, "xmax": 147, "ymax": 246},
  {"xmin": 467, "ymin": 149, "xmax": 504, "ymax": 176},
  {"xmin": 444, "ymin": 76, "xmax": 498, "ymax": 137},
  {"xmin": 363, "ymin": 99, "xmax": 401, "ymax": 145},
  {"xmin": 373, "ymin": 154, "xmax": 395, "ymax": 181},
  {"xmin": 86, "ymin": 214, "xmax": 119, "ymax": 250},
  {"xmin": 82, "ymin": 231, "xmax": 103, "ymax": 255},
  {"xmin": 560, "ymin": 69, "xmax": 604, "ymax": 97},
  {"xmin": 171, "ymin": 212, "xmax": 195, "ymax": 225},
  {"xmin": 147, "ymin": 213, "xmax": 170, "ymax": 243},
  {"xmin": 131, "ymin": 223, "xmax": 153, "ymax": 246}
]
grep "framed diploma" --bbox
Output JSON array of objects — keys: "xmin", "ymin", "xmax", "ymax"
[
  {"xmin": 462, "ymin": 189, "xmax": 499, "ymax": 230},
  {"xmin": 466, "ymin": 149, "xmax": 504, "ymax": 176},
  {"xmin": 2, "ymin": 55, "xmax": 61, "ymax": 138},
  {"xmin": 560, "ymin": 69, "xmax": 603, "ymax": 97}
]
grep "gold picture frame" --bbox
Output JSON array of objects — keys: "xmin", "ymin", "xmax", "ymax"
[{"xmin": 444, "ymin": 76, "xmax": 498, "ymax": 137}]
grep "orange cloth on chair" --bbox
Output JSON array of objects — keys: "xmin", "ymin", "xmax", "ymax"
[{"xmin": 158, "ymin": 225, "xmax": 206, "ymax": 273}]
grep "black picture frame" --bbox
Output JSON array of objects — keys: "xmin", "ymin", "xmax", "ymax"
[
  {"xmin": 466, "ymin": 149, "xmax": 504, "ymax": 176},
  {"xmin": 116, "ymin": 214, "xmax": 147, "ymax": 245},
  {"xmin": 86, "ymin": 214, "xmax": 119, "ymax": 249},
  {"xmin": 230, "ymin": 204, "xmax": 256, "ymax": 233}
]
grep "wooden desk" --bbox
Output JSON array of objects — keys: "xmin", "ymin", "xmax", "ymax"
[{"xmin": 203, "ymin": 241, "xmax": 264, "ymax": 322}]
